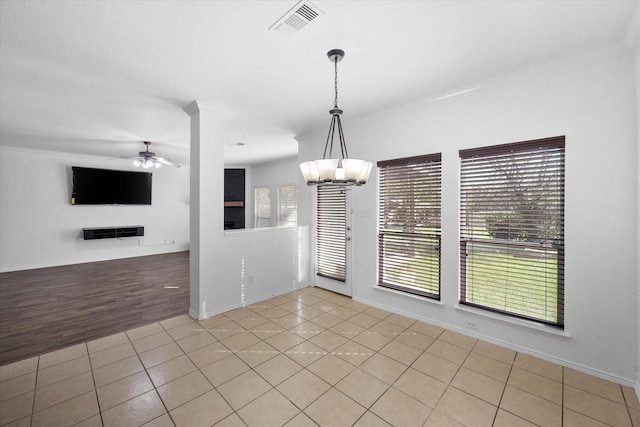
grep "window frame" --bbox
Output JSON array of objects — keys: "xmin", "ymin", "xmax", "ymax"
[
  {"xmin": 254, "ymin": 186, "xmax": 271, "ymax": 228},
  {"xmin": 459, "ymin": 136, "xmax": 565, "ymax": 328},
  {"xmin": 316, "ymin": 185, "xmax": 346, "ymax": 282},
  {"xmin": 277, "ymin": 183, "xmax": 298, "ymax": 227},
  {"xmin": 377, "ymin": 153, "xmax": 442, "ymax": 299}
]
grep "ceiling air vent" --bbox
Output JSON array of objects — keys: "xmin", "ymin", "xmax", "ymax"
[{"xmin": 269, "ymin": 0, "xmax": 324, "ymax": 36}]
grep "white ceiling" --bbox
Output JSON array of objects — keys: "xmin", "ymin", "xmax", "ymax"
[{"xmin": 1, "ymin": 0, "xmax": 637, "ymax": 166}]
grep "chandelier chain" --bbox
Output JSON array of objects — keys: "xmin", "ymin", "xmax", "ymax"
[{"xmin": 334, "ymin": 57, "xmax": 338, "ymax": 108}]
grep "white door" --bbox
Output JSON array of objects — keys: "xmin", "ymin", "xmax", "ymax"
[{"xmin": 314, "ymin": 186, "xmax": 352, "ymax": 296}]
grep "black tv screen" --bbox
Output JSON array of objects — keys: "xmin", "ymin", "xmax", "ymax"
[{"xmin": 71, "ymin": 166, "xmax": 152, "ymax": 205}]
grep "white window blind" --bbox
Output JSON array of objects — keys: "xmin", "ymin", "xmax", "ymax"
[
  {"xmin": 278, "ymin": 184, "xmax": 298, "ymax": 227},
  {"xmin": 378, "ymin": 153, "xmax": 441, "ymax": 299},
  {"xmin": 316, "ymin": 185, "xmax": 346, "ymax": 281},
  {"xmin": 255, "ymin": 187, "xmax": 271, "ymax": 228},
  {"xmin": 460, "ymin": 136, "xmax": 565, "ymax": 327}
]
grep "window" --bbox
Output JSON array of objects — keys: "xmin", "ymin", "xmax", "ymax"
[
  {"xmin": 255, "ymin": 187, "xmax": 271, "ymax": 228},
  {"xmin": 316, "ymin": 185, "xmax": 346, "ymax": 281},
  {"xmin": 378, "ymin": 154, "xmax": 442, "ymax": 299},
  {"xmin": 459, "ymin": 136, "xmax": 565, "ymax": 327},
  {"xmin": 278, "ymin": 184, "xmax": 298, "ymax": 227}
]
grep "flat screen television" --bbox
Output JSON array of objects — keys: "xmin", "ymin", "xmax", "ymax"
[{"xmin": 71, "ymin": 166, "xmax": 152, "ymax": 205}]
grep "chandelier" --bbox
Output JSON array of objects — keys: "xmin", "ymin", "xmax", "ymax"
[{"xmin": 299, "ymin": 49, "xmax": 372, "ymax": 186}]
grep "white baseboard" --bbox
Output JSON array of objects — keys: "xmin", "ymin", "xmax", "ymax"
[
  {"xmin": 191, "ymin": 284, "xmax": 313, "ymax": 320},
  {"xmin": 354, "ymin": 295, "xmax": 636, "ymax": 388}
]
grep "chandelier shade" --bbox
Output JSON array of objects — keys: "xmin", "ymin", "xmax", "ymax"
[{"xmin": 300, "ymin": 49, "xmax": 372, "ymax": 186}]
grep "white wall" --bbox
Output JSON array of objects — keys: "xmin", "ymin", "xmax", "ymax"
[
  {"xmin": 247, "ymin": 156, "xmax": 299, "ymax": 228},
  {"xmin": 195, "ymin": 226, "xmax": 310, "ymax": 318},
  {"xmin": 635, "ymin": 42, "xmax": 640, "ymax": 394},
  {"xmin": 223, "ymin": 157, "xmax": 298, "ymax": 229},
  {"xmin": 299, "ymin": 45, "xmax": 638, "ymax": 384},
  {"xmin": 0, "ymin": 146, "xmax": 190, "ymax": 272},
  {"xmin": 186, "ymin": 103, "xmax": 310, "ymax": 320}
]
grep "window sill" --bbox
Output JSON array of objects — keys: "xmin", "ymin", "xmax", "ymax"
[
  {"xmin": 454, "ymin": 304, "xmax": 571, "ymax": 338},
  {"xmin": 373, "ymin": 285, "xmax": 445, "ymax": 306}
]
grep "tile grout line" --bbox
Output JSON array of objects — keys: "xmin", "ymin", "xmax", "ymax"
[
  {"xmin": 621, "ymin": 383, "xmax": 636, "ymax": 427},
  {"xmin": 5, "ymin": 287, "xmax": 639, "ymax": 427},
  {"xmin": 30, "ymin": 347, "xmax": 96, "ymax": 426},
  {"xmin": 173, "ymin": 317, "xmax": 236, "ymax": 425},
  {"xmin": 85, "ymin": 342, "xmax": 105, "ymax": 427},
  {"xmin": 423, "ymin": 328, "xmax": 472, "ymax": 425},
  {"xmin": 492, "ymin": 347, "xmax": 515, "ymax": 426},
  {"xmin": 215, "ymin": 292, "xmax": 330, "ymax": 425},
  {"xmin": 29, "ymin": 354, "xmax": 40, "ymax": 427},
  {"xmin": 194, "ymin": 300, "xmax": 314, "ymax": 424},
  {"xmin": 271, "ymin": 301, "xmax": 366, "ymax": 425},
  {"xmin": 138, "ymin": 322, "xmax": 176, "ymax": 427},
  {"xmin": 561, "ymin": 362, "xmax": 564, "ymax": 426},
  {"xmin": 353, "ymin": 321, "xmax": 422, "ymax": 425}
]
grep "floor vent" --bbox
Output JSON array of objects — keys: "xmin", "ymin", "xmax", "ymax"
[{"xmin": 269, "ymin": 0, "xmax": 324, "ymax": 36}]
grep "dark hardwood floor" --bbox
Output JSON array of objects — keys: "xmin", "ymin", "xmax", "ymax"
[{"xmin": 0, "ymin": 251, "xmax": 189, "ymax": 366}]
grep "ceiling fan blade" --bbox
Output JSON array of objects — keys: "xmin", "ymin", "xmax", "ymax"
[
  {"xmin": 114, "ymin": 156, "xmax": 144, "ymax": 160},
  {"xmin": 154, "ymin": 157, "xmax": 181, "ymax": 168},
  {"xmin": 110, "ymin": 142, "xmax": 181, "ymax": 168}
]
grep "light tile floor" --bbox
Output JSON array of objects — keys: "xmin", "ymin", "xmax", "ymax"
[{"xmin": 1, "ymin": 286, "xmax": 639, "ymax": 427}]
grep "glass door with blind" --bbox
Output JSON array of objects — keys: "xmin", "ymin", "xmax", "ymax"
[{"xmin": 315, "ymin": 185, "xmax": 352, "ymax": 296}]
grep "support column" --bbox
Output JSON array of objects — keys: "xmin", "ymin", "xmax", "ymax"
[{"xmin": 184, "ymin": 100, "xmax": 225, "ymax": 319}]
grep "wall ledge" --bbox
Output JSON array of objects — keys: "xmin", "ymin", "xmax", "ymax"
[
  {"xmin": 224, "ymin": 225, "xmax": 307, "ymax": 237},
  {"xmin": 454, "ymin": 304, "xmax": 571, "ymax": 339},
  {"xmin": 373, "ymin": 285, "xmax": 445, "ymax": 307}
]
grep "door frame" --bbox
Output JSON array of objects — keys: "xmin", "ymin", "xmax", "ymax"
[{"xmin": 313, "ymin": 187, "xmax": 352, "ymax": 296}]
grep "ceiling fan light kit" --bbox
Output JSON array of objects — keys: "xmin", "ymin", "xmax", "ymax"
[
  {"xmin": 129, "ymin": 141, "xmax": 180, "ymax": 168},
  {"xmin": 133, "ymin": 158, "xmax": 161, "ymax": 169},
  {"xmin": 299, "ymin": 49, "xmax": 372, "ymax": 186}
]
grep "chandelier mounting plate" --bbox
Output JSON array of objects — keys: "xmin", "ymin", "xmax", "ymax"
[{"xmin": 327, "ymin": 49, "xmax": 344, "ymax": 62}]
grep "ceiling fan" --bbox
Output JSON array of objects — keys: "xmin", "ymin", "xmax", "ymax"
[{"xmin": 123, "ymin": 141, "xmax": 181, "ymax": 168}]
